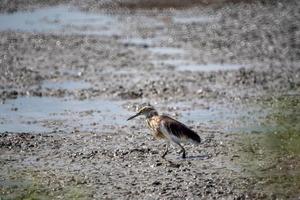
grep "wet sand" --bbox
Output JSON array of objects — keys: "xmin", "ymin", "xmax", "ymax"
[{"xmin": 0, "ymin": 0, "xmax": 299, "ymax": 199}]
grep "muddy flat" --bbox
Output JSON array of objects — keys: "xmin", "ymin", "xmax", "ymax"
[{"xmin": 0, "ymin": 0, "xmax": 299, "ymax": 199}]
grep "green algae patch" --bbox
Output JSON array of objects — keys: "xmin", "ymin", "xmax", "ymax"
[
  {"xmin": 0, "ymin": 172, "xmax": 51, "ymax": 200},
  {"xmin": 0, "ymin": 170, "xmax": 92, "ymax": 200},
  {"xmin": 233, "ymin": 95, "xmax": 300, "ymax": 198}
]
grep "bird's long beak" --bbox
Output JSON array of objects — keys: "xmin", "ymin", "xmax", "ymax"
[{"xmin": 127, "ymin": 113, "xmax": 140, "ymax": 121}]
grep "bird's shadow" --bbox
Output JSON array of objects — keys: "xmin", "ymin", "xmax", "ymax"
[
  {"xmin": 183, "ymin": 154, "xmax": 211, "ymax": 160},
  {"xmin": 177, "ymin": 154, "xmax": 211, "ymax": 161},
  {"xmin": 163, "ymin": 154, "xmax": 211, "ymax": 167}
]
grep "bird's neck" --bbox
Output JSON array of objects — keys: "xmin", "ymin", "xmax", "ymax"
[{"xmin": 145, "ymin": 110, "xmax": 158, "ymax": 119}]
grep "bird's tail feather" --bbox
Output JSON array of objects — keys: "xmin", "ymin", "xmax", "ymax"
[{"xmin": 187, "ymin": 131, "xmax": 201, "ymax": 144}]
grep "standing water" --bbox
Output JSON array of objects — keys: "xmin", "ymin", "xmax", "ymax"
[
  {"xmin": 0, "ymin": 5, "xmax": 120, "ymax": 36},
  {"xmin": 0, "ymin": 96, "xmax": 129, "ymax": 133}
]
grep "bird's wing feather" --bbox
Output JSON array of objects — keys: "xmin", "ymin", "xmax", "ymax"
[{"xmin": 160, "ymin": 115, "xmax": 201, "ymax": 144}]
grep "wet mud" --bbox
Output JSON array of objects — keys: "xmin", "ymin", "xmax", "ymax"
[{"xmin": 0, "ymin": 0, "xmax": 299, "ymax": 199}]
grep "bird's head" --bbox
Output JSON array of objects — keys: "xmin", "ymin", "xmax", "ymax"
[{"xmin": 127, "ymin": 106, "xmax": 158, "ymax": 120}]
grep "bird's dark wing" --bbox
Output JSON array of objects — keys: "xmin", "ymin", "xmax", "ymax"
[{"xmin": 160, "ymin": 115, "xmax": 201, "ymax": 144}]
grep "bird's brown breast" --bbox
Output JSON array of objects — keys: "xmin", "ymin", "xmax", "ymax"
[{"xmin": 147, "ymin": 116, "xmax": 166, "ymax": 139}]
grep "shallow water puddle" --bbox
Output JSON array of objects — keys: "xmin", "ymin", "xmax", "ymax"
[
  {"xmin": 176, "ymin": 63, "xmax": 243, "ymax": 72},
  {"xmin": 172, "ymin": 15, "xmax": 219, "ymax": 24},
  {"xmin": 42, "ymin": 80, "xmax": 92, "ymax": 90},
  {"xmin": 149, "ymin": 47, "xmax": 185, "ymax": 55},
  {"xmin": 152, "ymin": 59, "xmax": 186, "ymax": 67},
  {"xmin": 0, "ymin": 5, "xmax": 120, "ymax": 36},
  {"xmin": 0, "ymin": 96, "xmax": 129, "ymax": 133},
  {"xmin": 153, "ymin": 60, "xmax": 244, "ymax": 71},
  {"xmin": 177, "ymin": 103, "xmax": 270, "ymax": 133}
]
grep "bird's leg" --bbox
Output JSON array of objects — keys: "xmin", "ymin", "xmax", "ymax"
[
  {"xmin": 176, "ymin": 143, "xmax": 186, "ymax": 159},
  {"xmin": 161, "ymin": 143, "xmax": 169, "ymax": 159}
]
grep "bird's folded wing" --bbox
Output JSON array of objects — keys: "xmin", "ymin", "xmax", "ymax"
[{"xmin": 159, "ymin": 115, "xmax": 201, "ymax": 144}]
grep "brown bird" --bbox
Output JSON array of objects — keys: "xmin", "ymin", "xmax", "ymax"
[{"xmin": 127, "ymin": 106, "xmax": 201, "ymax": 158}]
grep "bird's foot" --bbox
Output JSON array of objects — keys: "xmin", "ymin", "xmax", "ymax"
[
  {"xmin": 161, "ymin": 151, "xmax": 168, "ymax": 159},
  {"xmin": 161, "ymin": 144, "xmax": 169, "ymax": 159}
]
